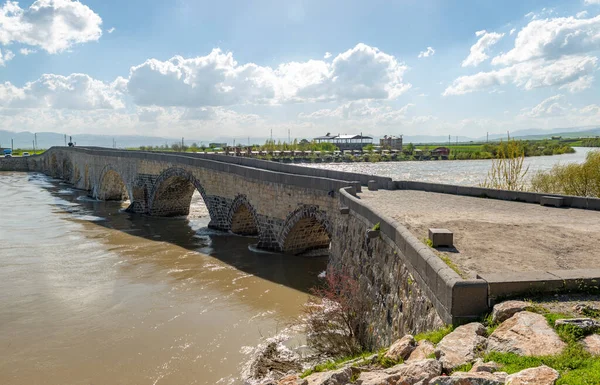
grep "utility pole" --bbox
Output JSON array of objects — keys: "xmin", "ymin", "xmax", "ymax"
[
  {"xmin": 33, "ymin": 140, "xmax": 35, "ymax": 154},
  {"xmin": 270, "ymin": 129, "xmax": 273, "ymax": 142},
  {"xmin": 448, "ymin": 135, "xmax": 451, "ymax": 147},
  {"xmin": 181, "ymin": 137, "xmax": 184, "ymax": 150},
  {"xmin": 11, "ymin": 139, "xmax": 13, "ymax": 152},
  {"xmin": 288, "ymin": 129, "xmax": 291, "ymax": 143},
  {"xmin": 507, "ymin": 131, "xmax": 510, "ymax": 140},
  {"xmin": 34, "ymin": 133, "xmax": 37, "ymax": 151},
  {"xmin": 64, "ymin": 134, "xmax": 67, "ymax": 146}
]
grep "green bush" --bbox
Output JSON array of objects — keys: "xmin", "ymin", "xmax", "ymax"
[{"xmin": 530, "ymin": 151, "xmax": 600, "ymax": 197}]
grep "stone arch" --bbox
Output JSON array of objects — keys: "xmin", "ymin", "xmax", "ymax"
[
  {"xmin": 227, "ymin": 194, "xmax": 260, "ymax": 236},
  {"xmin": 97, "ymin": 166, "xmax": 130, "ymax": 201},
  {"xmin": 148, "ymin": 167, "xmax": 213, "ymax": 218},
  {"xmin": 279, "ymin": 205, "xmax": 332, "ymax": 255}
]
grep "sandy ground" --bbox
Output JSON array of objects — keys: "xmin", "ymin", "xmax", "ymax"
[{"xmin": 359, "ymin": 190, "xmax": 600, "ymax": 276}]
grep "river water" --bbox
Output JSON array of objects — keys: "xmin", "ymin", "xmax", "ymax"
[
  {"xmin": 0, "ymin": 147, "xmax": 596, "ymax": 385},
  {"xmin": 0, "ymin": 173, "xmax": 325, "ymax": 385},
  {"xmin": 300, "ymin": 147, "xmax": 597, "ymax": 186}
]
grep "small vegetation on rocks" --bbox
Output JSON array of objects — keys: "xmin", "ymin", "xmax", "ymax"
[{"xmin": 414, "ymin": 325, "xmax": 454, "ymax": 344}]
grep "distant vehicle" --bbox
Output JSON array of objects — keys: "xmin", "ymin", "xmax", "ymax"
[
  {"xmin": 22, "ymin": 152, "xmax": 30, "ymax": 156},
  {"xmin": 4, "ymin": 154, "xmax": 11, "ymax": 158},
  {"xmin": 3, "ymin": 149, "xmax": 12, "ymax": 158}
]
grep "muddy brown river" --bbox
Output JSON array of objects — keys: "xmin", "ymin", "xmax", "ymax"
[{"xmin": 0, "ymin": 172, "xmax": 326, "ymax": 385}]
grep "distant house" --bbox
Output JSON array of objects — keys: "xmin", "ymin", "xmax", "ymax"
[
  {"xmin": 380, "ymin": 135, "xmax": 403, "ymax": 150},
  {"xmin": 431, "ymin": 147, "xmax": 450, "ymax": 157},
  {"xmin": 313, "ymin": 133, "xmax": 373, "ymax": 151}
]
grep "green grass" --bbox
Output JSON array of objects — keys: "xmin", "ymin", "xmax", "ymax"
[
  {"xmin": 486, "ymin": 344, "xmax": 600, "ymax": 385},
  {"xmin": 415, "ymin": 325, "xmax": 454, "ymax": 344},
  {"xmin": 372, "ymin": 222, "xmax": 381, "ymax": 231},
  {"xmin": 451, "ymin": 362, "xmax": 474, "ymax": 373},
  {"xmin": 299, "ymin": 351, "xmax": 377, "ymax": 378},
  {"xmin": 423, "ymin": 237, "xmax": 434, "ymax": 247},
  {"xmin": 438, "ymin": 254, "xmax": 467, "ymax": 279}
]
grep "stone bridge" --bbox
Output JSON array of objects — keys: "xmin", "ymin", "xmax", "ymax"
[
  {"xmin": 9, "ymin": 146, "xmax": 599, "ymax": 350},
  {"xmin": 29, "ymin": 147, "xmax": 387, "ymax": 255}
]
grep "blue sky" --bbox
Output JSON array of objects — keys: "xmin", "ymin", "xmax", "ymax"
[{"xmin": 0, "ymin": 0, "xmax": 599, "ymax": 140}]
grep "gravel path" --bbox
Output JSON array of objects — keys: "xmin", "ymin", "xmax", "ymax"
[{"xmin": 359, "ymin": 190, "xmax": 600, "ymax": 276}]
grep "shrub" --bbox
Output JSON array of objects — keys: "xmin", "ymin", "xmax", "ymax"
[
  {"xmin": 302, "ymin": 267, "xmax": 370, "ymax": 358},
  {"xmin": 531, "ymin": 151, "xmax": 600, "ymax": 197},
  {"xmin": 480, "ymin": 140, "xmax": 529, "ymax": 191}
]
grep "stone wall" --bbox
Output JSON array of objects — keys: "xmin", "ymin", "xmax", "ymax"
[
  {"xmin": 0, "ymin": 157, "xmax": 29, "ymax": 171},
  {"xmin": 330, "ymin": 205, "xmax": 445, "ymax": 349}
]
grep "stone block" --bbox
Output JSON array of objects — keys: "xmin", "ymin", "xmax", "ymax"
[
  {"xmin": 540, "ymin": 195, "xmax": 564, "ymax": 208},
  {"xmin": 339, "ymin": 207, "xmax": 350, "ymax": 215},
  {"xmin": 479, "ymin": 271, "xmax": 565, "ymax": 301},
  {"xmin": 452, "ymin": 280, "xmax": 489, "ymax": 321},
  {"xmin": 428, "ymin": 228, "xmax": 453, "ymax": 247},
  {"xmin": 367, "ymin": 229, "xmax": 380, "ymax": 239},
  {"xmin": 368, "ymin": 180, "xmax": 378, "ymax": 191}
]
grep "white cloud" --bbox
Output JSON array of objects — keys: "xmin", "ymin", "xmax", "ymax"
[
  {"xmin": 0, "ymin": 0, "xmax": 102, "ymax": 54},
  {"xmin": 444, "ymin": 55, "xmax": 597, "ymax": 95},
  {"xmin": 519, "ymin": 94, "xmax": 568, "ymax": 118},
  {"xmin": 127, "ymin": 43, "xmax": 411, "ymax": 107},
  {"xmin": 107, "ymin": 27, "xmax": 115, "ymax": 34},
  {"xmin": 418, "ymin": 46, "xmax": 435, "ymax": 58},
  {"xmin": 0, "ymin": 73, "xmax": 125, "ymax": 109},
  {"xmin": 576, "ymin": 11, "xmax": 589, "ymax": 18},
  {"xmin": 492, "ymin": 15, "xmax": 600, "ymax": 66},
  {"xmin": 510, "ymin": 28, "xmax": 516, "ymax": 35},
  {"xmin": 19, "ymin": 48, "xmax": 36, "ymax": 55},
  {"xmin": 462, "ymin": 30, "xmax": 505, "ymax": 67},
  {"xmin": 324, "ymin": 51, "xmax": 331, "ymax": 59},
  {"xmin": 584, "ymin": 0, "xmax": 600, "ymax": 4},
  {"xmin": 0, "ymin": 47, "xmax": 13, "ymax": 65}
]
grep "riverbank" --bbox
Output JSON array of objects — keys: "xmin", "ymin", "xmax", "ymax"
[{"xmin": 255, "ymin": 299, "xmax": 600, "ymax": 385}]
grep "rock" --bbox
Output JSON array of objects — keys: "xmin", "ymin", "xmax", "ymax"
[
  {"xmin": 435, "ymin": 323, "xmax": 487, "ymax": 371},
  {"xmin": 469, "ymin": 359, "xmax": 500, "ymax": 374},
  {"xmin": 573, "ymin": 303, "xmax": 599, "ymax": 316},
  {"xmin": 278, "ymin": 374, "xmax": 308, "ymax": 385},
  {"xmin": 429, "ymin": 371, "xmax": 506, "ymax": 384},
  {"xmin": 583, "ymin": 334, "xmax": 600, "ymax": 355},
  {"xmin": 407, "ymin": 340, "xmax": 436, "ymax": 362},
  {"xmin": 555, "ymin": 318, "xmax": 600, "ymax": 334},
  {"xmin": 505, "ymin": 365, "xmax": 559, "ymax": 385},
  {"xmin": 491, "ymin": 301, "xmax": 530, "ymax": 323},
  {"xmin": 487, "ymin": 311, "xmax": 566, "ymax": 356},
  {"xmin": 355, "ymin": 371, "xmax": 400, "ymax": 385},
  {"xmin": 385, "ymin": 359, "xmax": 442, "ymax": 384},
  {"xmin": 248, "ymin": 342, "xmax": 302, "ymax": 380},
  {"xmin": 304, "ymin": 367, "xmax": 352, "ymax": 385},
  {"xmin": 384, "ymin": 335, "xmax": 416, "ymax": 361}
]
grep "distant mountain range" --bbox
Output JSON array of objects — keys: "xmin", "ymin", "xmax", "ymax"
[{"xmin": 1, "ymin": 126, "xmax": 599, "ymax": 149}]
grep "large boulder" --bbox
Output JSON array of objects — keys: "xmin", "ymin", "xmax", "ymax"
[
  {"xmin": 304, "ymin": 367, "xmax": 352, "ymax": 385},
  {"xmin": 435, "ymin": 323, "xmax": 487, "ymax": 371},
  {"xmin": 385, "ymin": 359, "xmax": 442, "ymax": 384},
  {"xmin": 385, "ymin": 335, "xmax": 416, "ymax": 362},
  {"xmin": 407, "ymin": 340, "xmax": 436, "ymax": 362},
  {"xmin": 429, "ymin": 371, "xmax": 506, "ymax": 385},
  {"xmin": 583, "ymin": 334, "xmax": 600, "ymax": 355},
  {"xmin": 554, "ymin": 318, "xmax": 600, "ymax": 334},
  {"xmin": 277, "ymin": 374, "xmax": 308, "ymax": 385},
  {"xmin": 487, "ymin": 311, "xmax": 566, "ymax": 356},
  {"xmin": 491, "ymin": 301, "xmax": 530, "ymax": 323},
  {"xmin": 505, "ymin": 365, "xmax": 559, "ymax": 385},
  {"xmin": 355, "ymin": 371, "xmax": 400, "ymax": 385}
]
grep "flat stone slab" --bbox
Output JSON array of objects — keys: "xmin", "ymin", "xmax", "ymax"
[
  {"xmin": 505, "ymin": 365, "xmax": 559, "ymax": 385},
  {"xmin": 429, "ymin": 228, "xmax": 453, "ymax": 247},
  {"xmin": 487, "ymin": 311, "xmax": 566, "ymax": 356},
  {"xmin": 491, "ymin": 300, "xmax": 530, "ymax": 323},
  {"xmin": 540, "ymin": 196, "xmax": 564, "ymax": 207}
]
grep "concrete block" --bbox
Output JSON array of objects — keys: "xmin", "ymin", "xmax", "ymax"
[
  {"xmin": 387, "ymin": 180, "xmax": 397, "ymax": 190},
  {"xmin": 366, "ymin": 229, "xmax": 380, "ymax": 239},
  {"xmin": 339, "ymin": 207, "xmax": 350, "ymax": 215},
  {"xmin": 368, "ymin": 180, "xmax": 379, "ymax": 191},
  {"xmin": 587, "ymin": 198, "xmax": 600, "ymax": 211},
  {"xmin": 540, "ymin": 195, "xmax": 564, "ymax": 208},
  {"xmin": 548, "ymin": 269, "xmax": 600, "ymax": 291},
  {"xmin": 452, "ymin": 280, "xmax": 489, "ymax": 321},
  {"xmin": 428, "ymin": 228, "xmax": 453, "ymax": 247},
  {"xmin": 478, "ymin": 271, "xmax": 565, "ymax": 300}
]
